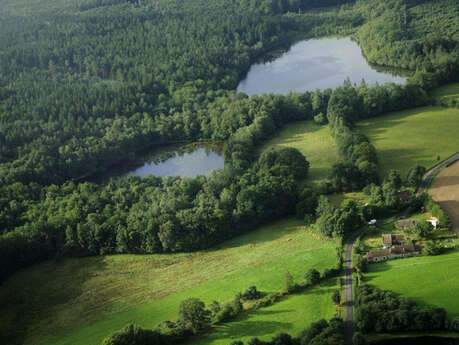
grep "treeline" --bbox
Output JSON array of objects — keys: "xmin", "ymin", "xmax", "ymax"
[
  {"xmin": 103, "ymin": 315, "xmax": 345, "ymax": 345},
  {"xmin": 102, "ymin": 293, "xmax": 244, "ymax": 345},
  {"xmin": 230, "ymin": 318, "xmax": 346, "ymax": 345},
  {"xmin": 356, "ymin": 285, "xmax": 457, "ymax": 333}
]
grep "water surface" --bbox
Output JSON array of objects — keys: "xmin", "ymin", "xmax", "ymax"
[
  {"xmin": 126, "ymin": 143, "xmax": 224, "ymax": 178},
  {"xmin": 237, "ymin": 37, "xmax": 408, "ymax": 96},
  {"xmin": 90, "ymin": 143, "xmax": 224, "ymax": 182}
]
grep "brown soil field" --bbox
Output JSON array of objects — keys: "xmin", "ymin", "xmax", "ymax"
[{"xmin": 429, "ymin": 160, "xmax": 459, "ymax": 236}]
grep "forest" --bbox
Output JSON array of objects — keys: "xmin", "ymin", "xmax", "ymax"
[{"xmin": 0, "ymin": 0, "xmax": 458, "ymax": 284}]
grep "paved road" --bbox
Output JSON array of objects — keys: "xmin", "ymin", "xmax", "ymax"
[{"xmin": 417, "ymin": 152, "xmax": 459, "ymax": 196}]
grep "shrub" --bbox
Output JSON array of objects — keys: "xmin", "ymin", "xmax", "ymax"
[
  {"xmin": 332, "ymin": 290, "xmax": 341, "ymax": 305},
  {"xmin": 242, "ymin": 286, "xmax": 262, "ymax": 300},
  {"xmin": 305, "ymin": 268, "xmax": 320, "ymax": 285},
  {"xmin": 102, "ymin": 324, "xmax": 163, "ymax": 345}
]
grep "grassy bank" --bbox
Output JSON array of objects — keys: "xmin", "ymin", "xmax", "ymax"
[
  {"xmin": 358, "ymin": 106, "xmax": 459, "ymax": 178},
  {"xmin": 366, "ymin": 249, "xmax": 459, "ymax": 317},
  {"xmin": 189, "ymin": 281, "xmax": 337, "ymax": 345},
  {"xmin": 0, "ymin": 218, "xmax": 337, "ymax": 345}
]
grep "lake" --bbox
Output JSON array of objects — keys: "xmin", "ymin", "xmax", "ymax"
[
  {"xmin": 89, "ymin": 143, "xmax": 224, "ymax": 182},
  {"xmin": 237, "ymin": 37, "xmax": 408, "ymax": 96}
]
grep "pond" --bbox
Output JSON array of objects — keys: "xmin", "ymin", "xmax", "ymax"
[
  {"xmin": 237, "ymin": 37, "xmax": 408, "ymax": 96},
  {"xmin": 89, "ymin": 142, "xmax": 224, "ymax": 182}
]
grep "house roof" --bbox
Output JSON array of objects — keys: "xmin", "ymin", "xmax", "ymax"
[
  {"xmin": 366, "ymin": 249, "xmax": 390, "ymax": 259},
  {"xmin": 390, "ymin": 244, "xmax": 417, "ymax": 254},
  {"xmin": 382, "ymin": 234, "xmax": 405, "ymax": 245},
  {"xmin": 382, "ymin": 234, "xmax": 393, "ymax": 245},
  {"xmin": 394, "ymin": 234, "xmax": 405, "ymax": 242}
]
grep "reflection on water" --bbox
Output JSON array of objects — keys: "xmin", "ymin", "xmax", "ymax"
[
  {"xmin": 237, "ymin": 37, "xmax": 409, "ymax": 96},
  {"xmin": 90, "ymin": 143, "xmax": 224, "ymax": 182}
]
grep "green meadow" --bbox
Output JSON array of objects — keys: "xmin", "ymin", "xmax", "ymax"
[
  {"xmin": 190, "ymin": 281, "xmax": 337, "ymax": 345},
  {"xmin": 0, "ymin": 218, "xmax": 337, "ymax": 345},
  {"xmin": 358, "ymin": 106, "xmax": 459, "ymax": 178},
  {"xmin": 260, "ymin": 121, "xmax": 341, "ymax": 185},
  {"xmin": 366, "ymin": 249, "xmax": 459, "ymax": 317}
]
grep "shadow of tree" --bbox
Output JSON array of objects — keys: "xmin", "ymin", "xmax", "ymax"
[{"xmin": 0, "ymin": 256, "xmax": 108, "ymax": 345}]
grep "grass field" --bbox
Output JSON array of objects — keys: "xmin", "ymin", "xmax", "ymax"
[
  {"xmin": 358, "ymin": 106, "xmax": 459, "ymax": 179},
  {"xmin": 190, "ymin": 281, "xmax": 337, "ymax": 345},
  {"xmin": 430, "ymin": 160, "xmax": 459, "ymax": 236},
  {"xmin": 366, "ymin": 249, "xmax": 459, "ymax": 317},
  {"xmin": 0, "ymin": 218, "xmax": 337, "ymax": 345},
  {"xmin": 260, "ymin": 121, "xmax": 341, "ymax": 185}
]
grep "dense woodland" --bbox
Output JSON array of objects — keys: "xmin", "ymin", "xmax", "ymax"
[{"xmin": 0, "ymin": 0, "xmax": 458, "ymax": 283}]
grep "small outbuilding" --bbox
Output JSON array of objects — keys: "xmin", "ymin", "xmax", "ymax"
[{"xmin": 427, "ymin": 217, "xmax": 439, "ymax": 229}]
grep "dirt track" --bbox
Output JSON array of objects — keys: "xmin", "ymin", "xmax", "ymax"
[{"xmin": 429, "ymin": 160, "xmax": 459, "ymax": 236}]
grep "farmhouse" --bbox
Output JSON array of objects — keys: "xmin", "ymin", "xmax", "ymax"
[
  {"xmin": 397, "ymin": 219, "xmax": 418, "ymax": 230},
  {"xmin": 366, "ymin": 249, "xmax": 390, "ymax": 262},
  {"xmin": 382, "ymin": 234, "xmax": 406, "ymax": 249},
  {"xmin": 366, "ymin": 244, "xmax": 420, "ymax": 263}
]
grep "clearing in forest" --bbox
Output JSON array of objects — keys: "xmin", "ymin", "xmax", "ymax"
[
  {"xmin": 366, "ymin": 249, "xmax": 459, "ymax": 317},
  {"xmin": 260, "ymin": 121, "xmax": 341, "ymax": 185},
  {"xmin": 0, "ymin": 218, "xmax": 337, "ymax": 345},
  {"xmin": 429, "ymin": 160, "xmax": 459, "ymax": 236},
  {"xmin": 358, "ymin": 106, "xmax": 459, "ymax": 179}
]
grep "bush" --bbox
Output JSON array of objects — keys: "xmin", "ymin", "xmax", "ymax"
[
  {"xmin": 352, "ymin": 332, "xmax": 366, "ymax": 345},
  {"xmin": 332, "ymin": 290, "xmax": 341, "ymax": 305},
  {"xmin": 305, "ymin": 268, "xmax": 320, "ymax": 285},
  {"xmin": 314, "ymin": 113, "xmax": 327, "ymax": 125},
  {"xmin": 242, "ymin": 286, "xmax": 262, "ymax": 300},
  {"xmin": 213, "ymin": 294, "xmax": 243, "ymax": 323},
  {"xmin": 250, "ymin": 293, "xmax": 282, "ymax": 309},
  {"xmin": 422, "ymin": 240, "xmax": 441, "ymax": 256},
  {"xmin": 102, "ymin": 324, "xmax": 163, "ymax": 345}
]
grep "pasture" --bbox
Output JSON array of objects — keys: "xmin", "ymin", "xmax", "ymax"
[
  {"xmin": 358, "ymin": 106, "xmax": 459, "ymax": 178},
  {"xmin": 366, "ymin": 249, "xmax": 459, "ymax": 317},
  {"xmin": 430, "ymin": 160, "xmax": 459, "ymax": 236},
  {"xmin": 260, "ymin": 121, "xmax": 341, "ymax": 185},
  {"xmin": 0, "ymin": 218, "xmax": 337, "ymax": 345},
  {"xmin": 191, "ymin": 281, "xmax": 337, "ymax": 345}
]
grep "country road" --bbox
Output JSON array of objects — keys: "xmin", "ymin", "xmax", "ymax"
[
  {"xmin": 417, "ymin": 152, "xmax": 459, "ymax": 196},
  {"xmin": 343, "ymin": 229, "xmax": 364, "ymax": 345},
  {"xmin": 342, "ymin": 153, "xmax": 459, "ymax": 345}
]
